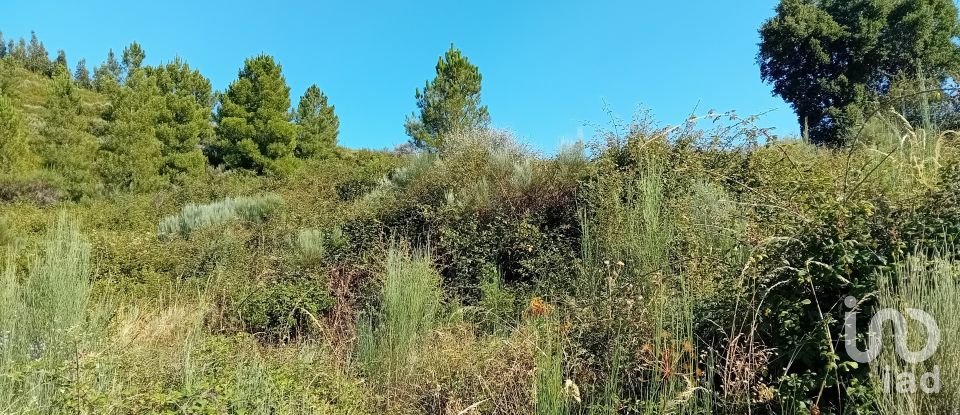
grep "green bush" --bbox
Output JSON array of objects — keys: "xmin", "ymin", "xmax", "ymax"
[
  {"xmin": 0, "ymin": 173, "xmax": 62, "ymax": 205},
  {"xmin": 335, "ymin": 177, "xmax": 379, "ymax": 202},
  {"xmin": 143, "ymin": 334, "xmax": 370, "ymax": 414},
  {"xmin": 158, "ymin": 193, "xmax": 284, "ymax": 238},
  {"xmin": 235, "ymin": 274, "xmax": 334, "ymax": 340}
]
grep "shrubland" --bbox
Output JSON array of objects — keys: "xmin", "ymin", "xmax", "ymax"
[{"xmin": 3, "ymin": 11, "xmax": 960, "ymax": 414}]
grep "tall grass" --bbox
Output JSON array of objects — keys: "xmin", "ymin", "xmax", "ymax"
[
  {"xmin": 594, "ymin": 159, "xmax": 672, "ymax": 280},
  {"xmin": 0, "ymin": 216, "xmax": 94, "ymax": 413},
  {"xmin": 575, "ymin": 152, "xmax": 714, "ymax": 414},
  {"xmin": 636, "ymin": 279, "xmax": 713, "ymax": 415},
  {"xmin": 357, "ymin": 248, "xmax": 442, "ymax": 389},
  {"xmin": 871, "ymin": 250, "xmax": 960, "ymax": 414},
  {"xmin": 294, "ymin": 226, "xmax": 345, "ymax": 266},
  {"xmin": 857, "ymin": 112, "xmax": 943, "ymax": 199},
  {"xmin": 534, "ymin": 313, "xmax": 568, "ymax": 415},
  {"xmin": 688, "ymin": 180, "xmax": 746, "ymax": 262},
  {"xmin": 158, "ymin": 193, "xmax": 284, "ymax": 238}
]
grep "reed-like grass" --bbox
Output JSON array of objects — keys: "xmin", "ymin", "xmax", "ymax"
[
  {"xmin": 871, "ymin": 250, "xmax": 960, "ymax": 414},
  {"xmin": 356, "ymin": 248, "xmax": 442, "ymax": 389},
  {"xmin": 855, "ymin": 112, "xmax": 944, "ymax": 200},
  {"xmin": 534, "ymin": 314, "xmax": 568, "ymax": 415},
  {"xmin": 0, "ymin": 216, "xmax": 94, "ymax": 413}
]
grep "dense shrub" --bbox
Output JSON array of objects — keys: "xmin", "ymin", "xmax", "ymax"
[
  {"xmin": 902, "ymin": 159, "xmax": 960, "ymax": 250},
  {"xmin": 294, "ymin": 226, "xmax": 347, "ymax": 267},
  {"xmin": 349, "ymin": 130, "xmax": 585, "ymax": 301},
  {"xmin": 235, "ymin": 274, "xmax": 335, "ymax": 340},
  {"xmin": 335, "ymin": 177, "xmax": 379, "ymax": 201},
  {"xmin": 4, "ymin": 46, "xmax": 960, "ymax": 414}
]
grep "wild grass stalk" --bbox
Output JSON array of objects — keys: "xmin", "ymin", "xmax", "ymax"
[
  {"xmin": 357, "ymin": 247, "xmax": 442, "ymax": 389},
  {"xmin": 871, "ymin": 249, "xmax": 960, "ymax": 414},
  {"xmin": 637, "ymin": 277, "xmax": 713, "ymax": 415},
  {"xmin": 0, "ymin": 216, "xmax": 93, "ymax": 413},
  {"xmin": 577, "ymin": 152, "xmax": 715, "ymax": 414},
  {"xmin": 857, "ymin": 112, "xmax": 943, "ymax": 199},
  {"xmin": 534, "ymin": 313, "xmax": 568, "ymax": 415}
]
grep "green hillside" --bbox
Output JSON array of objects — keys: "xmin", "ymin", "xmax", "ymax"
[
  {"xmin": 2, "ymin": 4, "xmax": 960, "ymax": 414},
  {"xmin": 0, "ymin": 60, "xmax": 107, "ymax": 137}
]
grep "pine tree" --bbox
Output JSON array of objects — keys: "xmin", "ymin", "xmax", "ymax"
[
  {"xmin": 93, "ymin": 49, "xmax": 122, "ymax": 93},
  {"xmin": 40, "ymin": 73, "xmax": 99, "ymax": 199},
  {"xmin": 405, "ymin": 44, "xmax": 490, "ymax": 150},
  {"xmin": 213, "ymin": 54, "xmax": 298, "ymax": 175},
  {"xmin": 294, "ymin": 84, "xmax": 339, "ymax": 158},
  {"xmin": 10, "ymin": 39, "xmax": 26, "ymax": 64},
  {"xmin": 0, "ymin": 32, "xmax": 6, "ymax": 58},
  {"xmin": 53, "ymin": 50, "xmax": 69, "ymax": 77},
  {"xmin": 122, "ymin": 42, "xmax": 145, "ymax": 76},
  {"xmin": 74, "ymin": 59, "xmax": 92, "ymax": 88},
  {"xmin": 99, "ymin": 69, "xmax": 164, "ymax": 192},
  {"xmin": 145, "ymin": 57, "xmax": 213, "ymax": 182},
  {"xmin": 25, "ymin": 31, "xmax": 50, "ymax": 75},
  {"xmin": 0, "ymin": 93, "xmax": 39, "ymax": 175}
]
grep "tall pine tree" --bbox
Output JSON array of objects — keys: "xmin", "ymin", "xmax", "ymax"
[
  {"xmin": 405, "ymin": 44, "xmax": 489, "ymax": 150},
  {"xmin": 145, "ymin": 58, "xmax": 214, "ymax": 182},
  {"xmin": 74, "ymin": 59, "xmax": 92, "ymax": 89},
  {"xmin": 213, "ymin": 54, "xmax": 298, "ymax": 176},
  {"xmin": 99, "ymin": 69, "xmax": 164, "ymax": 192},
  {"xmin": 93, "ymin": 49, "xmax": 122, "ymax": 93},
  {"xmin": 25, "ymin": 31, "xmax": 51, "ymax": 75},
  {"xmin": 10, "ymin": 39, "xmax": 27, "ymax": 64},
  {"xmin": 53, "ymin": 50, "xmax": 68, "ymax": 77},
  {"xmin": 40, "ymin": 72, "xmax": 99, "ymax": 199},
  {"xmin": 294, "ymin": 84, "xmax": 339, "ymax": 158},
  {"xmin": 122, "ymin": 42, "xmax": 145, "ymax": 77}
]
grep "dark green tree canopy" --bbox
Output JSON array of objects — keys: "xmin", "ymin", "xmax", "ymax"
[
  {"xmin": 53, "ymin": 49, "xmax": 68, "ymax": 76},
  {"xmin": 213, "ymin": 54, "xmax": 298, "ymax": 176},
  {"xmin": 405, "ymin": 44, "xmax": 490, "ymax": 150},
  {"xmin": 759, "ymin": 0, "xmax": 960, "ymax": 145},
  {"xmin": 40, "ymin": 72, "xmax": 99, "ymax": 199},
  {"xmin": 99, "ymin": 69, "xmax": 164, "ymax": 192},
  {"xmin": 293, "ymin": 84, "xmax": 339, "ymax": 158},
  {"xmin": 144, "ymin": 58, "xmax": 214, "ymax": 182}
]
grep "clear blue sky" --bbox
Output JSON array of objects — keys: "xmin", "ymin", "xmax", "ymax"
[{"xmin": 3, "ymin": 0, "xmax": 798, "ymax": 151}]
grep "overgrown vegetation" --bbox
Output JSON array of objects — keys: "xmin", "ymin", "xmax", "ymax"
[{"xmin": 2, "ymin": 4, "xmax": 960, "ymax": 413}]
